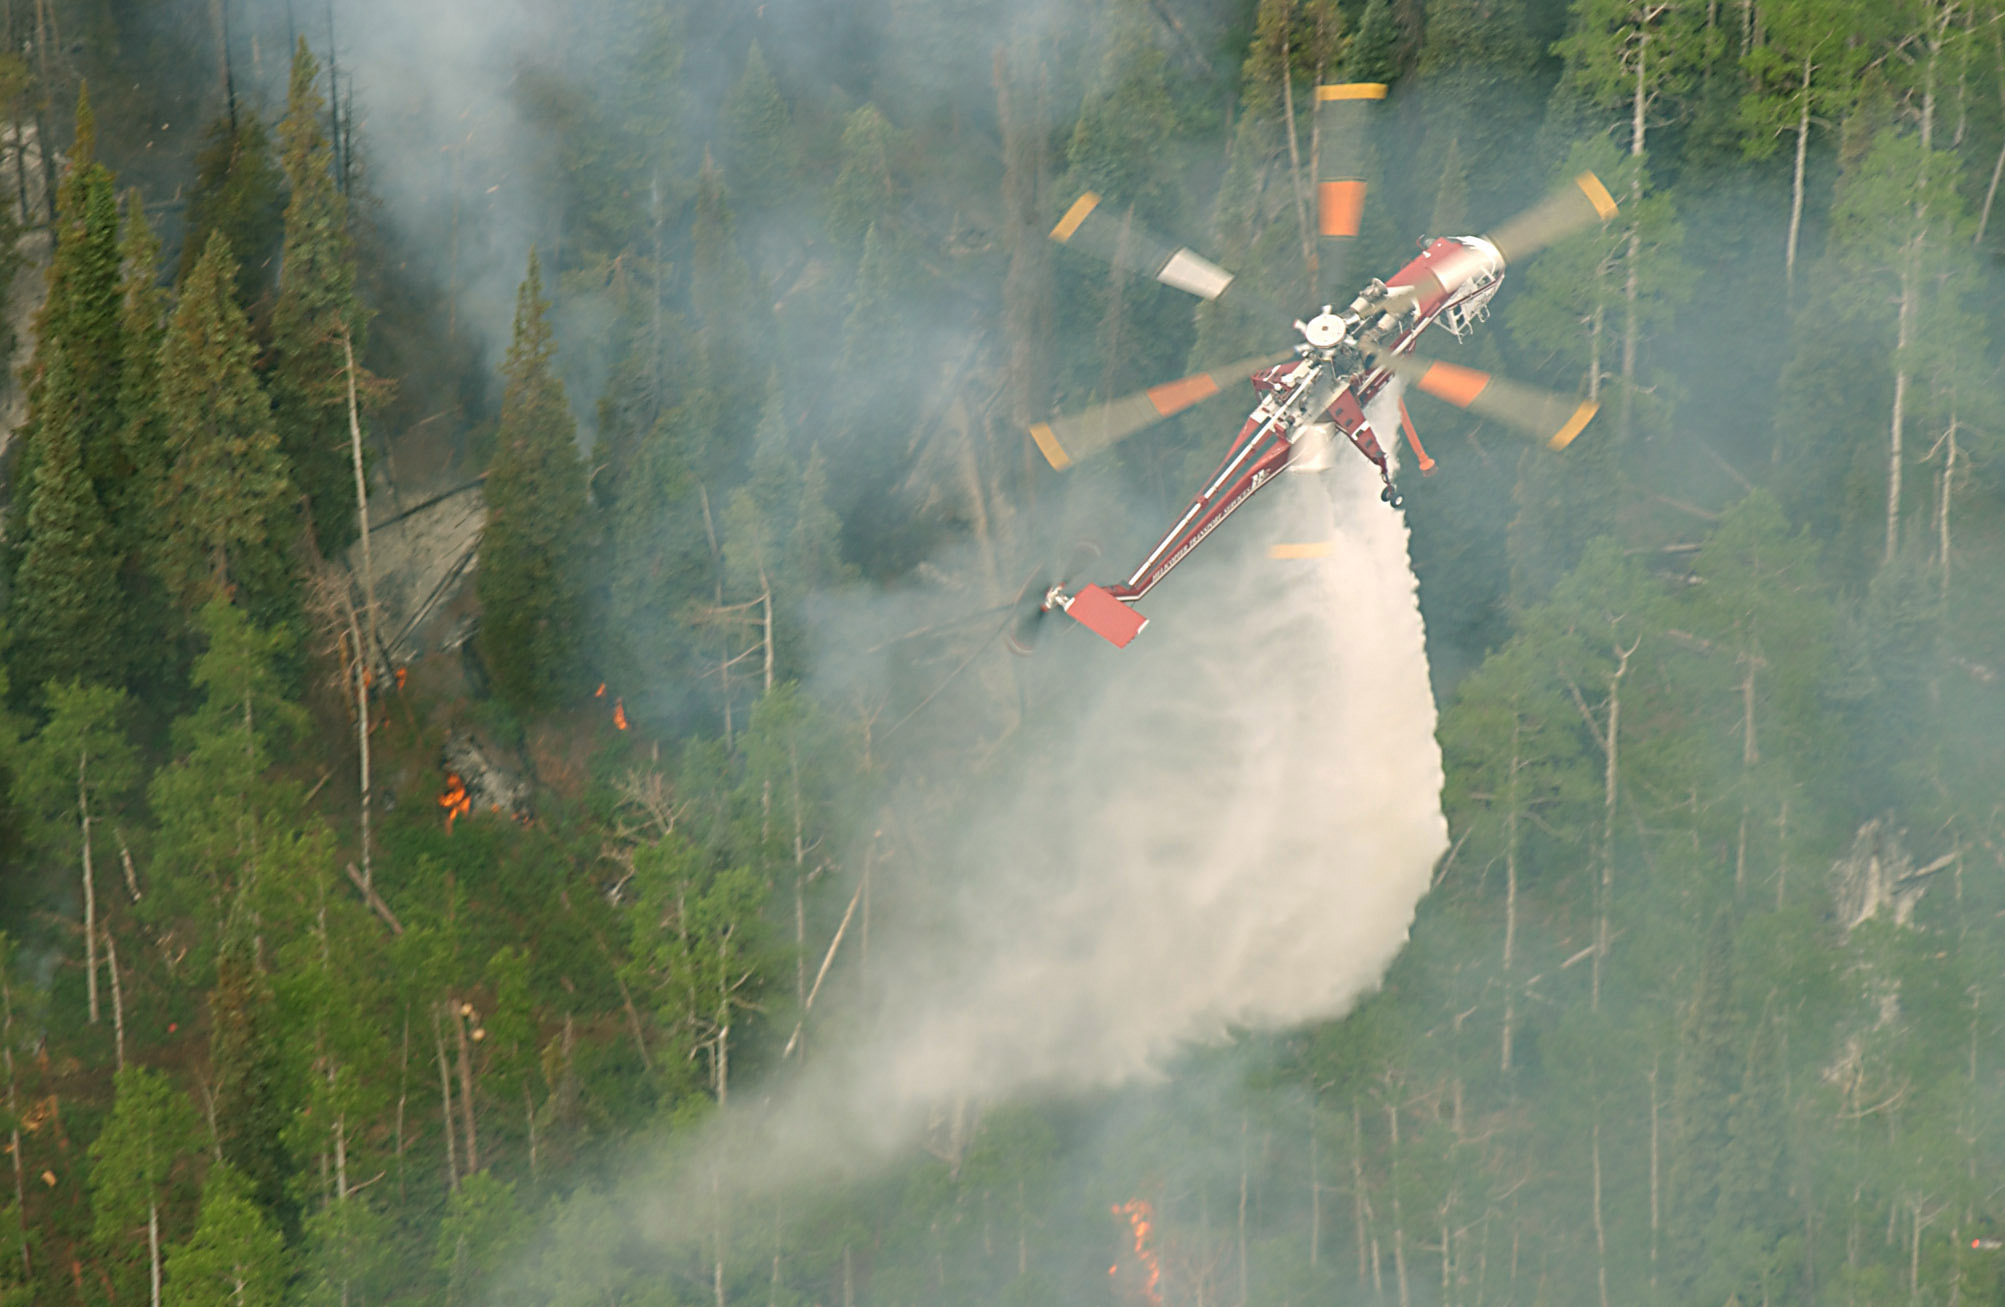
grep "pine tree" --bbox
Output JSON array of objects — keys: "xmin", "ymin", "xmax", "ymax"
[
  {"xmin": 269, "ymin": 38, "xmax": 365, "ymax": 555},
  {"xmin": 88, "ymin": 1066, "xmax": 198, "ymax": 1307},
  {"xmin": 207, "ymin": 948, "xmax": 298, "ymax": 1241},
  {"xmin": 476, "ymin": 250, "xmax": 589, "ymax": 713},
  {"xmin": 177, "ymin": 109, "xmax": 286, "ymax": 308},
  {"xmin": 825, "ymin": 103, "xmax": 901, "ymax": 256},
  {"xmin": 1347, "ymin": 0, "xmax": 1400, "ymax": 82},
  {"xmin": 6, "ymin": 344, "xmax": 128, "ymax": 695},
  {"xmin": 163, "ymin": 1164, "xmax": 287, "ymax": 1307},
  {"xmin": 7, "ymin": 86, "xmax": 130, "ymax": 691},
  {"xmin": 717, "ymin": 42, "xmax": 800, "ymax": 215},
  {"xmin": 153, "ymin": 231, "xmax": 296, "ymax": 612}
]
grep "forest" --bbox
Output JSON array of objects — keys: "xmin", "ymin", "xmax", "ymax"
[{"xmin": 0, "ymin": 0, "xmax": 1998, "ymax": 1303}]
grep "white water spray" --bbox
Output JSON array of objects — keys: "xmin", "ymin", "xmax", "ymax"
[{"xmin": 851, "ymin": 399, "xmax": 1447, "ymax": 1112}]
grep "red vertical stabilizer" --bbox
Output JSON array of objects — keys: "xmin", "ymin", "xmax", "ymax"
[{"xmin": 1066, "ymin": 585, "xmax": 1149, "ymax": 648}]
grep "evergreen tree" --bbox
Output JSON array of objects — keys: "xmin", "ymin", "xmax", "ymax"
[
  {"xmin": 824, "ymin": 103, "xmax": 901, "ymax": 256},
  {"xmin": 177, "ymin": 110, "xmax": 286, "ymax": 308},
  {"xmin": 153, "ymin": 231, "xmax": 296, "ymax": 613},
  {"xmin": 269, "ymin": 38, "xmax": 365, "ymax": 556},
  {"xmin": 206, "ymin": 949, "xmax": 298, "ymax": 1241},
  {"xmin": 88, "ymin": 1065, "xmax": 199, "ymax": 1307},
  {"xmin": 716, "ymin": 42, "xmax": 800, "ymax": 215},
  {"xmin": 7, "ymin": 86, "xmax": 130, "ymax": 692},
  {"xmin": 476, "ymin": 250, "xmax": 589, "ymax": 714},
  {"xmin": 163, "ymin": 1164, "xmax": 287, "ymax": 1307},
  {"xmin": 6, "ymin": 345, "xmax": 128, "ymax": 695},
  {"xmin": 1347, "ymin": 0, "xmax": 1400, "ymax": 82}
]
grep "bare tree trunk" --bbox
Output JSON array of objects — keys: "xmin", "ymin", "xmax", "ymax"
[
  {"xmin": 454, "ymin": 1001, "xmax": 478, "ymax": 1173},
  {"xmin": 106, "ymin": 925, "xmax": 124, "ymax": 1069},
  {"xmin": 1238, "ymin": 1112, "xmax": 1250, "ymax": 1307},
  {"xmin": 1649, "ymin": 1059, "xmax": 1661, "ymax": 1289},
  {"xmin": 432, "ymin": 1004, "xmax": 458, "ymax": 1189},
  {"xmin": 1309, "ymin": 1088, "xmax": 1321, "ymax": 1268},
  {"xmin": 1279, "ymin": 30, "xmax": 1313, "ymax": 275},
  {"xmin": 342, "ymin": 328, "xmax": 376, "ymax": 893},
  {"xmin": 1502, "ymin": 719, "xmax": 1521, "ymax": 1072},
  {"xmin": 396, "ymin": 1008, "xmax": 409, "ymax": 1202},
  {"xmin": 1351, "ymin": 1100, "xmax": 1371, "ymax": 1286},
  {"xmin": 1592, "ymin": 640, "xmax": 1636, "ymax": 1011},
  {"xmin": 1887, "ymin": 261, "xmax": 1914, "ymax": 565},
  {"xmin": 1592, "ymin": 1116, "xmax": 1610, "ymax": 1307},
  {"xmin": 1938, "ymin": 416, "xmax": 1957, "ymax": 596},
  {"xmin": 1389, "ymin": 1096, "xmax": 1410, "ymax": 1307},
  {"xmin": 2, "ymin": 964, "xmax": 29, "ymax": 1280},
  {"xmin": 1786, "ymin": 57, "xmax": 1811, "ymax": 286},
  {"xmin": 148, "ymin": 1199, "xmax": 161, "ymax": 1307},
  {"xmin": 1620, "ymin": 32, "xmax": 1647, "ymax": 443},
  {"xmin": 81, "ymin": 749, "xmax": 99, "ymax": 1024}
]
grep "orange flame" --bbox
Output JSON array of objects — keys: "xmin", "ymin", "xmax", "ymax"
[
  {"xmin": 613, "ymin": 698, "xmax": 628, "ymax": 730},
  {"xmin": 1112, "ymin": 1200, "xmax": 1163, "ymax": 1307},
  {"xmin": 395, "ymin": 666, "xmax": 408, "ymax": 691},
  {"xmin": 595, "ymin": 682, "xmax": 606, "ymax": 698},
  {"xmin": 437, "ymin": 773, "xmax": 471, "ymax": 830}
]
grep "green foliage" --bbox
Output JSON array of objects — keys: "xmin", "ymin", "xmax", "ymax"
[
  {"xmin": 476, "ymin": 250, "xmax": 590, "ymax": 713},
  {"xmin": 154, "ymin": 231, "xmax": 297, "ymax": 613},
  {"xmin": 163, "ymin": 1164, "xmax": 287, "ymax": 1307},
  {"xmin": 87, "ymin": 1065, "xmax": 197, "ymax": 1248},
  {"xmin": 717, "ymin": 42, "xmax": 800, "ymax": 214},
  {"xmin": 177, "ymin": 110, "xmax": 286, "ymax": 308},
  {"xmin": 269, "ymin": 38, "xmax": 364, "ymax": 556}
]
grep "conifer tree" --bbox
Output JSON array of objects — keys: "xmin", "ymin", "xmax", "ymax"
[
  {"xmin": 6, "ymin": 345, "xmax": 127, "ymax": 694},
  {"xmin": 207, "ymin": 949, "xmax": 298, "ymax": 1241},
  {"xmin": 1347, "ymin": 0, "xmax": 1400, "ymax": 82},
  {"xmin": 717, "ymin": 42, "xmax": 800, "ymax": 215},
  {"xmin": 117, "ymin": 190, "xmax": 168, "ymax": 526},
  {"xmin": 154, "ymin": 231, "xmax": 296, "ymax": 612},
  {"xmin": 177, "ymin": 109, "xmax": 286, "ymax": 307},
  {"xmin": 270, "ymin": 38, "xmax": 364, "ymax": 555},
  {"xmin": 7, "ymin": 86, "xmax": 130, "ymax": 689},
  {"xmin": 825, "ymin": 103, "xmax": 901, "ymax": 256},
  {"xmin": 477, "ymin": 250, "xmax": 589, "ymax": 714}
]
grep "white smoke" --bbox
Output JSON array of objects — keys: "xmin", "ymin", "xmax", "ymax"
[
  {"xmin": 850, "ymin": 411, "xmax": 1446, "ymax": 1111},
  {"xmin": 610, "ymin": 425, "xmax": 1449, "ymax": 1239}
]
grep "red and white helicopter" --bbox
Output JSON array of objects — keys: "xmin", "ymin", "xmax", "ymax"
[{"xmin": 1016, "ymin": 82, "xmax": 1618, "ymax": 651}]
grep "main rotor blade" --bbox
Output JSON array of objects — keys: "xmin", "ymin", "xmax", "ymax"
[
  {"xmin": 1029, "ymin": 353, "xmax": 1293, "ymax": 470},
  {"xmin": 1050, "ymin": 193, "xmax": 1239, "ymax": 302},
  {"xmin": 1374, "ymin": 351, "xmax": 1598, "ymax": 451},
  {"xmin": 1486, "ymin": 171, "xmax": 1619, "ymax": 266},
  {"xmin": 1313, "ymin": 82, "xmax": 1386, "ymax": 308},
  {"xmin": 1376, "ymin": 172, "xmax": 1619, "ymax": 320}
]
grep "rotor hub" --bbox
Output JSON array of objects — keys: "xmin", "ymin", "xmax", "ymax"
[{"xmin": 1298, "ymin": 311, "xmax": 1348, "ymax": 350}]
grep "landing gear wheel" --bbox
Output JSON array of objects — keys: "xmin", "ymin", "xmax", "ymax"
[{"xmin": 1380, "ymin": 484, "xmax": 1404, "ymax": 509}]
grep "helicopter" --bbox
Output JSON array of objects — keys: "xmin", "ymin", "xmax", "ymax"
[{"xmin": 1015, "ymin": 82, "xmax": 1618, "ymax": 651}]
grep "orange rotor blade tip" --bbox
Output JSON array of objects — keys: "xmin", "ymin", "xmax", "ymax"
[
  {"xmin": 1316, "ymin": 83, "xmax": 1387, "ymax": 101},
  {"xmin": 1029, "ymin": 422, "xmax": 1073, "ymax": 470},
  {"xmin": 1576, "ymin": 172, "xmax": 1619, "ymax": 221},
  {"xmin": 1548, "ymin": 401, "xmax": 1598, "ymax": 451},
  {"xmin": 1318, "ymin": 180, "xmax": 1366, "ymax": 237},
  {"xmin": 1050, "ymin": 193, "xmax": 1100, "ymax": 243}
]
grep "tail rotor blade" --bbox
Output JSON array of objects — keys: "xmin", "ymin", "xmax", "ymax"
[
  {"xmin": 1314, "ymin": 82, "xmax": 1386, "ymax": 307},
  {"xmin": 1375, "ymin": 351, "xmax": 1598, "ymax": 451},
  {"xmin": 1030, "ymin": 353, "xmax": 1293, "ymax": 469},
  {"xmin": 1485, "ymin": 172, "xmax": 1619, "ymax": 266}
]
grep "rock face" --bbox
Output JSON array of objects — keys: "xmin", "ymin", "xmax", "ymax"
[
  {"xmin": 355, "ymin": 482, "xmax": 486, "ymax": 667},
  {"xmin": 441, "ymin": 728, "xmax": 532, "ymax": 820},
  {"xmin": 1829, "ymin": 816, "xmax": 1930, "ymax": 934}
]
